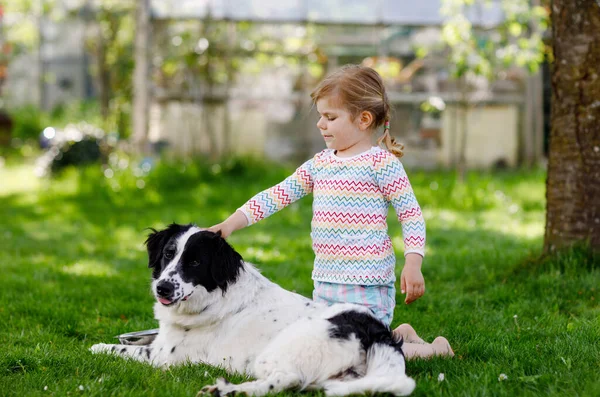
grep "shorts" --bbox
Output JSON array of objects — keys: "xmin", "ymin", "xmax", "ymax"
[{"xmin": 313, "ymin": 281, "xmax": 396, "ymax": 326}]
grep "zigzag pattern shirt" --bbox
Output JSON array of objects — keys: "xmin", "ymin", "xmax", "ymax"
[{"xmin": 238, "ymin": 146, "xmax": 426, "ymax": 285}]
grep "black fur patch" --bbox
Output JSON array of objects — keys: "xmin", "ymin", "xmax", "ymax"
[
  {"xmin": 177, "ymin": 230, "xmax": 244, "ymax": 294},
  {"xmin": 327, "ymin": 310, "xmax": 403, "ymax": 355}
]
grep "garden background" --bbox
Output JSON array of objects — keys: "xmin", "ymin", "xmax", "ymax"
[{"xmin": 0, "ymin": 1, "xmax": 598, "ymax": 396}]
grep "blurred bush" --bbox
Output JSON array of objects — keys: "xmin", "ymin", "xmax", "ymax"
[
  {"xmin": 8, "ymin": 101, "xmax": 104, "ymax": 143},
  {"xmin": 35, "ymin": 122, "xmax": 115, "ymax": 176},
  {"xmin": 62, "ymin": 152, "xmax": 295, "ymax": 208},
  {"xmin": 8, "ymin": 105, "xmax": 47, "ymax": 141},
  {"xmin": 48, "ymin": 101, "xmax": 104, "ymax": 130}
]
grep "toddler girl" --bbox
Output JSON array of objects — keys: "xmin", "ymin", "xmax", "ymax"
[{"xmin": 209, "ymin": 65, "xmax": 452, "ymax": 359}]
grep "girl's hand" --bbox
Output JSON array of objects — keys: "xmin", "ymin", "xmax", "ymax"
[
  {"xmin": 207, "ymin": 222, "xmax": 232, "ymax": 238},
  {"xmin": 400, "ymin": 253, "xmax": 425, "ymax": 304},
  {"xmin": 207, "ymin": 210, "xmax": 248, "ymax": 239}
]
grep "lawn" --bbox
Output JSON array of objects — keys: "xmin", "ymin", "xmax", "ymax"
[{"xmin": 0, "ymin": 155, "xmax": 598, "ymax": 396}]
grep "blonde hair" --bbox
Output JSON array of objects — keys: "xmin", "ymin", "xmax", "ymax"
[{"xmin": 310, "ymin": 64, "xmax": 404, "ymax": 158}]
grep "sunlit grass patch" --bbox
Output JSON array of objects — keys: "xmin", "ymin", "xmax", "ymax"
[
  {"xmin": 61, "ymin": 260, "xmax": 118, "ymax": 277},
  {"xmin": 0, "ymin": 163, "xmax": 40, "ymax": 196}
]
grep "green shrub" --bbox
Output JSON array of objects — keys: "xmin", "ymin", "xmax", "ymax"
[
  {"xmin": 8, "ymin": 105, "xmax": 47, "ymax": 141},
  {"xmin": 48, "ymin": 101, "xmax": 103, "ymax": 130},
  {"xmin": 8, "ymin": 101, "xmax": 105, "ymax": 144},
  {"xmin": 35, "ymin": 123, "xmax": 115, "ymax": 176}
]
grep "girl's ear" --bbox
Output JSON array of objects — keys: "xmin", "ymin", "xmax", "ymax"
[{"xmin": 358, "ymin": 111, "xmax": 375, "ymax": 131}]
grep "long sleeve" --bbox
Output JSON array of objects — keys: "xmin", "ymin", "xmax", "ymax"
[
  {"xmin": 373, "ymin": 151, "xmax": 426, "ymax": 257},
  {"xmin": 238, "ymin": 159, "xmax": 314, "ymax": 225}
]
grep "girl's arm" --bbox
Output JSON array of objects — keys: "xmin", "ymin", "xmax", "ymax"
[
  {"xmin": 373, "ymin": 151, "xmax": 426, "ymax": 304},
  {"xmin": 373, "ymin": 152, "xmax": 426, "ymax": 257},
  {"xmin": 209, "ymin": 158, "xmax": 314, "ymax": 238},
  {"xmin": 208, "ymin": 210, "xmax": 249, "ymax": 239}
]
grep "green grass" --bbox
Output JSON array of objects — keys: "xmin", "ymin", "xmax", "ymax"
[{"xmin": 0, "ymin": 156, "xmax": 598, "ymax": 396}]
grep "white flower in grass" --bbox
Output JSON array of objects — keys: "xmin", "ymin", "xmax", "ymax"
[
  {"xmin": 438, "ymin": 373, "xmax": 445, "ymax": 382},
  {"xmin": 498, "ymin": 373, "xmax": 508, "ymax": 381},
  {"xmin": 44, "ymin": 386, "xmax": 48, "ymax": 391},
  {"xmin": 78, "ymin": 385, "xmax": 85, "ymax": 391}
]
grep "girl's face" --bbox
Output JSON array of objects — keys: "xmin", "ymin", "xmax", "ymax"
[{"xmin": 315, "ymin": 96, "xmax": 373, "ymax": 157}]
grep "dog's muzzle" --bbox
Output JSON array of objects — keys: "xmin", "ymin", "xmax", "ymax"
[
  {"xmin": 156, "ymin": 280, "xmax": 176, "ymax": 305},
  {"xmin": 155, "ymin": 279, "xmax": 193, "ymax": 306}
]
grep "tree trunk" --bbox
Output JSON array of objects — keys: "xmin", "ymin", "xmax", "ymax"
[
  {"xmin": 544, "ymin": 0, "xmax": 600, "ymax": 252},
  {"xmin": 97, "ymin": 35, "xmax": 110, "ymax": 119}
]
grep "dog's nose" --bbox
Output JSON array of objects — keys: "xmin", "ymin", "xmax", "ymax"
[{"xmin": 156, "ymin": 280, "xmax": 174, "ymax": 298}]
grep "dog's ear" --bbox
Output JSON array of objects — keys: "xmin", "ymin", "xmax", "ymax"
[
  {"xmin": 145, "ymin": 224, "xmax": 188, "ymax": 269},
  {"xmin": 145, "ymin": 228, "xmax": 167, "ymax": 269},
  {"xmin": 209, "ymin": 233, "xmax": 243, "ymax": 294}
]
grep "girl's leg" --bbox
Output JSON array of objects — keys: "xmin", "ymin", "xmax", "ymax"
[
  {"xmin": 393, "ymin": 324, "xmax": 454, "ymax": 359},
  {"xmin": 401, "ymin": 337, "xmax": 454, "ymax": 360},
  {"xmin": 392, "ymin": 323, "xmax": 426, "ymax": 344}
]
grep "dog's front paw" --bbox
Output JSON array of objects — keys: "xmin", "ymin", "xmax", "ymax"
[
  {"xmin": 324, "ymin": 383, "xmax": 350, "ymax": 397},
  {"xmin": 90, "ymin": 343, "xmax": 114, "ymax": 354},
  {"xmin": 198, "ymin": 382, "xmax": 220, "ymax": 396},
  {"xmin": 198, "ymin": 378, "xmax": 239, "ymax": 397}
]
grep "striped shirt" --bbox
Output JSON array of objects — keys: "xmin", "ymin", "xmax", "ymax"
[{"xmin": 238, "ymin": 146, "xmax": 426, "ymax": 285}]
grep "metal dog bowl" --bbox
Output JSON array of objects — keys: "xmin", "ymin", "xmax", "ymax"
[{"xmin": 116, "ymin": 328, "xmax": 159, "ymax": 345}]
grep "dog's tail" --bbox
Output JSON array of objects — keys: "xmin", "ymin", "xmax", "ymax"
[{"xmin": 322, "ymin": 343, "xmax": 415, "ymax": 396}]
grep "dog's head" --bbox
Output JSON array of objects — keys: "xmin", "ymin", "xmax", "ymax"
[{"xmin": 145, "ymin": 224, "xmax": 244, "ymax": 307}]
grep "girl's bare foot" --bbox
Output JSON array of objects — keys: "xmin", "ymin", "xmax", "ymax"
[
  {"xmin": 431, "ymin": 336, "xmax": 455, "ymax": 357},
  {"xmin": 392, "ymin": 323, "xmax": 426, "ymax": 344}
]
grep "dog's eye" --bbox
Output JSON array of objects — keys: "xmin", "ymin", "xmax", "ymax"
[
  {"xmin": 190, "ymin": 260, "xmax": 200, "ymax": 267},
  {"xmin": 164, "ymin": 249, "xmax": 175, "ymax": 260}
]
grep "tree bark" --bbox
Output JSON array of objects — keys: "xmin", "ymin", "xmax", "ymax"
[
  {"xmin": 544, "ymin": 0, "xmax": 600, "ymax": 252},
  {"xmin": 97, "ymin": 32, "xmax": 110, "ymax": 119}
]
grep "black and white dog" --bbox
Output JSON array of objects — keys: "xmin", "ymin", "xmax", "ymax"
[{"xmin": 90, "ymin": 224, "xmax": 415, "ymax": 396}]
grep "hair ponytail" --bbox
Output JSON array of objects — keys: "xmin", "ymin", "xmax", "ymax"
[{"xmin": 377, "ymin": 117, "xmax": 404, "ymax": 158}]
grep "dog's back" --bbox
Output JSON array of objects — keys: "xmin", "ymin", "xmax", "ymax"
[{"xmin": 236, "ymin": 303, "xmax": 415, "ymax": 396}]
